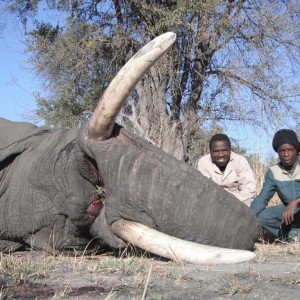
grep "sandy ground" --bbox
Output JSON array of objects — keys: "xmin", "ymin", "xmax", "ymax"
[{"xmin": 0, "ymin": 242, "xmax": 299, "ymax": 299}]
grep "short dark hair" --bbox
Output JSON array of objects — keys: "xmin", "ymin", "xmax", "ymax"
[{"xmin": 209, "ymin": 134, "xmax": 231, "ymax": 150}]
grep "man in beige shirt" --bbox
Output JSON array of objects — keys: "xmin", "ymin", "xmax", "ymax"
[{"xmin": 197, "ymin": 134, "xmax": 256, "ymax": 206}]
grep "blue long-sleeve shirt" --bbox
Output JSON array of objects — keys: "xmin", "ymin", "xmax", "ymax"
[{"xmin": 250, "ymin": 156, "xmax": 300, "ymax": 216}]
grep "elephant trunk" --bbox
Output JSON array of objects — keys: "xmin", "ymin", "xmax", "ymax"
[{"xmin": 87, "ymin": 127, "xmax": 260, "ymax": 252}]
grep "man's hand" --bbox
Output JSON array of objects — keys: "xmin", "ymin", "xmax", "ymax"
[{"xmin": 282, "ymin": 199, "xmax": 300, "ymax": 225}]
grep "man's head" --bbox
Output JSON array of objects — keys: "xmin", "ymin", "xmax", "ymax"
[
  {"xmin": 209, "ymin": 134, "xmax": 231, "ymax": 171},
  {"xmin": 272, "ymin": 129, "xmax": 300, "ymax": 171}
]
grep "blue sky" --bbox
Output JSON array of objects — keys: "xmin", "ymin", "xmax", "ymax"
[
  {"xmin": 0, "ymin": 8, "xmax": 277, "ymax": 162},
  {"xmin": 0, "ymin": 17, "xmax": 39, "ymax": 122}
]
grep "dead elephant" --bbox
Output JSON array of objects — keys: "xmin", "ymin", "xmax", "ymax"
[{"xmin": 0, "ymin": 32, "xmax": 260, "ymax": 264}]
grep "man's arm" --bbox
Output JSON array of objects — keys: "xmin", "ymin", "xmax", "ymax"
[
  {"xmin": 235, "ymin": 156, "xmax": 257, "ymax": 203},
  {"xmin": 282, "ymin": 198, "xmax": 300, "ymax": 225},
  {"xmin": 197, "ymin": 155, "xmax": 212, "ymax": 179},
  {"xmin": 250, "ymin": 169, "xmax": 276, "ymax": 216}
]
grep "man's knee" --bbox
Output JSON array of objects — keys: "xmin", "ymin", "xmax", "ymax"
[
  {"xmin": 258, "ymin": 209, "xmax": 275, "ymax": 227},
  {"xmin": 257, "ymin": 206, "xmax": 283, "ymax": 229}
]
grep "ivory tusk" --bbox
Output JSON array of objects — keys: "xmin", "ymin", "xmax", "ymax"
[
  {"xmin": 87, "ymin": 32, "xmax": 177, "ymax": 141},
  {"xmin": 111, "ymin": 219, "xmax": 256, "ymax": 265}
]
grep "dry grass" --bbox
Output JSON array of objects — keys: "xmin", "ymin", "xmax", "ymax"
[
  {"xmin": 0, "ymin": 240, "xmax": 299, "ymax": 299},
  {"xmin": 252, "ymin": 156, "xmax": 281, "ymax": 205},
  {"xmin": 0, "ymin": 250, "xmax": 153, "ymax": 299},
  {"xmin": 255, "ymin": 240, "xmax": 300, "ymax": 258}
]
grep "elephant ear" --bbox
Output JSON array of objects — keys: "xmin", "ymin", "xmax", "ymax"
[{"xmin": 0, "ymin": 118, "xmax": 41, "ymax": 162}]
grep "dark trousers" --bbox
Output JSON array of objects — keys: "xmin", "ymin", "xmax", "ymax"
[{"xmin": 258, "ymin": 204, "xmax": 300, "ymax": 242}]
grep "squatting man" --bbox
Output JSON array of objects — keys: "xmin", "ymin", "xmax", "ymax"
[
  {"xmin": 251, "ymin": 129, "xmax": 300, "ymax": 243},
  {"xmin": 197, "ymin": 133, "xmax": 256, "ymax": 207}
]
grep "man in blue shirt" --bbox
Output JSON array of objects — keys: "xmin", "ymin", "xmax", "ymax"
[{"xmin": 250, "ymin": 129, "xmax": 300, "ymax": 243}]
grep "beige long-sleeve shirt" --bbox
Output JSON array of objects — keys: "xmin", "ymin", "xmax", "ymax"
[{"xmin": 197, "ymin": 151, "xmax": 256, "ymax": 206}]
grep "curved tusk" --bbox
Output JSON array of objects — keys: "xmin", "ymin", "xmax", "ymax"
[
  {"xmin": 111, "ymin": 220, "xmax": 256, "ymax": 265},
  {"xmin": 87, "ymin": 32, "xmax": 176, "ymax": 141}
]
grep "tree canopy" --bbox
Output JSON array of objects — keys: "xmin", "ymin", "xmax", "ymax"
[{"xmin": 3, "ymin": 0, "xmax": 300, "ymax": 162}]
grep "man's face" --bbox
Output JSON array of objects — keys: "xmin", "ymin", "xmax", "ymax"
[
  {"xmin": 210, "ymin": 140, "xmax": 231, "ymax": 169},
  {"xmin": 277, "ymin": 143, "xmax": 298, "ymax": 170}
]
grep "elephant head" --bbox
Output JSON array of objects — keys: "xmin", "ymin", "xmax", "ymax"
[{"xmin": 0, "ymin": 33, "xmax": 260, "ymax": 264}]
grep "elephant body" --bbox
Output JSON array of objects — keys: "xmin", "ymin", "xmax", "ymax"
[
  {"xmin": 0, "ymin": 119, "xmax": 90, "ymax": 251},
  {"xmin": 0, "ymin": 118, "xmax": 259, "ymax": 253},
  {"xmin": 0, "ymin": 33, "xmax": 260, "ymax": 261}
]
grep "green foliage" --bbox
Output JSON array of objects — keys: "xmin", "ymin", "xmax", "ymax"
[
  {"xmin": 30, "ymin": 21, "xmax": 60, "ymax": 43},
  {"xmin": 26, "ymin": 18, "xmax": 116, "ymax": 127},
  {"xmin": 95, "ymin": 185, "xmax": 106, "ymax": 199}
]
